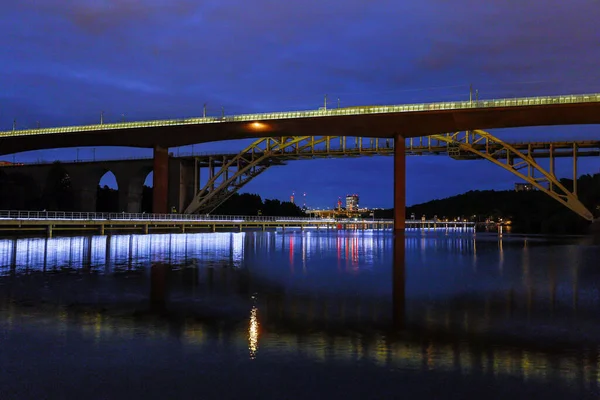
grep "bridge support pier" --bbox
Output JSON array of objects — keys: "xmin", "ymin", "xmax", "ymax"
[
  {"xmin": 114, "ymin": 170, "xmax": 146, "ymax": 213},
  {"xmin": 169, "ymin": 159, "xmax": 196, "ymax": 214},
  {"xmin": 394, "ymin": 134, "xmax": 406, "ymax": 232},
  {"xmin": 153, "ymin": 145, "xmax": 169, "ymax": 214},
  {"xmin": 74, "ymin": 186, "xmax": 98, "ymax": 212}
]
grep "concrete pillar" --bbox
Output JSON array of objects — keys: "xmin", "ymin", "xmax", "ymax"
[
  {"xmin": 67, "ymin": 168, "xmax": 104, "ymax": 212},
  {"xmin": 394, "ymin": 134, "xmax": 406, "ymax": 231},
  {"xmin": 47, "ymin": 224, "xmax": 53, "ymax": 238},
  {"xmin": 168, "ymin": 159, "xmax": 196, "ymax": 214},
  {"xmin": 119, "ymin": 188, "xmax": 141, "ymax": 213},
  {"xmin": 99, "ymin": 224, "xmax": 105, "ymax": 235},
  {"xmin": 153, "ymin": 146, "xmax": 169, "ymax": 214},
  {"xmin": 74, "ymin": 185, "xmax": 98, "ymax": 212},
  {"xmin": 114, "ymin": 169, "xmax": 146, "ymax": 213}
]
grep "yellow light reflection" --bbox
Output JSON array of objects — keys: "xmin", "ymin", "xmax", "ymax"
[{"xmin": 248, "ymin": 306, "xmax": 259, "ymax": 359}]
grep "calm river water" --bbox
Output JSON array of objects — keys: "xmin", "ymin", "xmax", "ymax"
[{"xmin": 1, "ymin": 229, "xmax": 599, "ymax": 399}]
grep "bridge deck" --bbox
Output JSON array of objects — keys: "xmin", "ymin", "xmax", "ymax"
[
  {"xmin": 1, "ymin": 93, "xmax": 600, "ymax": 155},
  {"xmin": 2, "ymin": 139, "xmax": 598, "ymax": 168}
]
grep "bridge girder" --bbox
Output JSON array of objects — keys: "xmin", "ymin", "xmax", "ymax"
[
  {"xmin": 183, "ymin": 133, "xmax": 597, "ymax": 220},
  {"xmin": 431, "ymin": 130, "xmax": 594, "ymax": 221},
  {"xmin": 183, "ymin": 136, "xmax": 388, "ymax": 213}
]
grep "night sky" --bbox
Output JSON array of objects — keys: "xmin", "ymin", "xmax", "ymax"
[{"xmin": 1, "ymin": 1, "xmax": 599, "ymax": 209}]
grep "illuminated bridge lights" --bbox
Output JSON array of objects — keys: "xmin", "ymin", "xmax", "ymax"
[{"xmin": 1, "ymin": 92, "xmax": 599, "ymax": 137}]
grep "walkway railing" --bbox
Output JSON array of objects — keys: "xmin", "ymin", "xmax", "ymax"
[
  {"xmin": 0, "ymin": 210, "xmax": 476, "ymax": 227},
  {"xmin": 2, "ymin": 93, "xmax": 600, "ymax": 137},
  {"xmin": 0, "ymin": 210, "xmax": 344, "ymax": 222}
]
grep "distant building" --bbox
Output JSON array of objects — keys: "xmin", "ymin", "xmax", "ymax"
[
  {"xmin": 515, "ymin": 183, "xmax": 534, "ymax": 192},
  {"xmin": 345, "ymin": 194, "xmax": 359, "ymax": 211}
]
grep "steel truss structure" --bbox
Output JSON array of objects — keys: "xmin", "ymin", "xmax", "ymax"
[{"xmin": 183, "ymin": 133, "xmax": 600, "ymax": 220}]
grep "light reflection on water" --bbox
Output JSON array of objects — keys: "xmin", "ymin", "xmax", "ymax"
[{"xmin": 0, "ymin": 230, "xmax": 599, "ymax": 397}]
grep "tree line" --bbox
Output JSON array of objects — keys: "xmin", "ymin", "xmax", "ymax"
[{"xmin": 375, "ymin": 173, "xmax": 600, "ymax": 234}]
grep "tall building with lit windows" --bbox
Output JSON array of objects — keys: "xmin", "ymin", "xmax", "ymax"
[{"xmin": 345, "ymin": 194, "xmax": 359, "ymax": 211}]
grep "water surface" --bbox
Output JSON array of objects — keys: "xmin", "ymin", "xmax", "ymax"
[{"xmin": 0, "ymin": 230, "xmax": 599, "ymax": 399}]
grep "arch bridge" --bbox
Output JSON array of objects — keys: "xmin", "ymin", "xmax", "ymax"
[
  {"xmin": 2, "ymin": 92, "xmax": 600, "ymax": 226},
  {"xmin": 1, "ymin": 134, "xmax": 598, "ymax": 220}
]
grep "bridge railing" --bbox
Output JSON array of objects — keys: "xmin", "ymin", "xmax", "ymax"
[
  {"xmin": 0, "ymin": 210, "xmax": 344, "ymax": 222},
  {"xmin": 0, "ymin": 210, "xmax": 393, "ymax": 223},
  {"xmin": 0, "ymin": 210, "xmax": 475, "ymax": 225},
  {"xmin": 3, "ymin": 93, "xmax": 600, "ymax": 136}
]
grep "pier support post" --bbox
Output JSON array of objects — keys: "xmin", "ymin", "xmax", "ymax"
[
  {"xmin": 144, "ymin": 224, "xmax": 149, "ymax": 234},
  {"xmin": 393, "ymin": 133, "xmax": 406, "ymax": 328},
  {"xmin": 153, "ymin": 145, "xmax": 169, "ymax": 214},
  {"xmin": 99, "ymin": 224, "xmax": 105, "ymax": 235},
  {"xmin": 394, "ymin": 133, "xmax": 406, "ymax": 231},
  {"xmin": 47, "ymin": 224, "xmax": 53, "ymax": 238}
]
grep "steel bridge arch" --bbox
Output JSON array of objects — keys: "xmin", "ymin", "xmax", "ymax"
[
  {"xmin": 429, "ymin": 130, "xmax": 594, "ymax": 221},
  {"xmin": 183, "ymin": 133, "xmax": 597, "ymax": 221}
]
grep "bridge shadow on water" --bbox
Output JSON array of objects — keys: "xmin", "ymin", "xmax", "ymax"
[{"xmin": 0, "ymin": 230, "xmax": 599, "ymax": 398}]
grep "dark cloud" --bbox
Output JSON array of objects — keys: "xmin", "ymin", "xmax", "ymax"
[{"xmin": 11, "ymin": 1, "xmax": 198, "ymax": 33}]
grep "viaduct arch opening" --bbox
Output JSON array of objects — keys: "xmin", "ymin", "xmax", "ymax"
[{"xmin": 97, "ymin": 171, "xmax": 119, "ymax": 212}]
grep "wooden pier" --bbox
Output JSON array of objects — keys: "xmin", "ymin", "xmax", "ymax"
[{"xmin": 0, "ymin": 211, "xmax": 474, "ymax": 237}]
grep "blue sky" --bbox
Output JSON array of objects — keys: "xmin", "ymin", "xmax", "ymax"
[{"xmin": 1, "ymin": 1, "xmax": 599, "ymax": 208}]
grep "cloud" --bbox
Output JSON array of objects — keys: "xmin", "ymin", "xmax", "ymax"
[
  {"xmin": 2, "ymin": 0, "xmax": 600, "ymax": 205},
  {"xmin": 416, "ymin": 1, "xmax": 600, "ymax": 95},
  {"xmin": 10, "ymin": 0, "xmax": 199, "ymax": 33}
]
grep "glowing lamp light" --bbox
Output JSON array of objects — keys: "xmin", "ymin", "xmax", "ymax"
[{"xmin": 249, "ymin": 121, "xmax": 268, "ymax": 131}]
